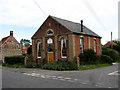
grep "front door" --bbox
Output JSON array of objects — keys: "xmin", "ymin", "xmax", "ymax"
[{"xmin": 48, "ymin": 52, "xmax": 54, "ymax": 64}]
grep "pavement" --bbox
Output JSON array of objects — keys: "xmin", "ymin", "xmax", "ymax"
[{"xmin": 2, "ymin": 63, "xmax": 119, "ymax": 88}]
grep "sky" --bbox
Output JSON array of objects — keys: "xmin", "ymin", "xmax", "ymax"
[{"xmin": 0, "ymin": 0, "xmax": 119, "ymax": 45}]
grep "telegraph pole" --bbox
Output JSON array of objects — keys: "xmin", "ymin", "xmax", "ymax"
[
  {"xmin": 111, "ymin": 32, "xmax": 112, "ymax": 42},
  {"xmin": 111, "ymin": 32, "xmax": 113, "ymax": 49}
]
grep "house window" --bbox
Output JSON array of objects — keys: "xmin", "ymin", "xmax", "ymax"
[
  {"xmin": 94, "ymin": 39, "xmax": 97, "ymax": 52},
  {"xmin": 47, "ymin": 29, "xmax": 53, "ymax": 35},
  {"xmin": 61, "ymin": 38, "xmax": 67, "ymax": 58},
  {"xmin": 37, "ymin": 41, "xmax": 41, "ymax": 58},
  {"xmin": 16, "ymin": 44, "xmax": 19, "ymax": 48},
  {"xmin": 47, "ymin": 38, "xmax": 53, "ymax": 44},
  {"xmin": 80, "ymin": 38, "xmax": 84, "ymax": 53}
]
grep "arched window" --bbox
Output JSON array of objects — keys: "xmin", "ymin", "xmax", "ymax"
[
  {"xmin": 37, "ymin": 41, "xmax": 41, "ymax": 58},
  {"xmin": 47, "ymin": 29, "xmax": 53, "ymax": 35},
  {"xmin": 94, "ymin": 39, "xmax": 97, "ymax": 52},
  {"xmin": 61, "ymin": 38, "xmax": 67, "ymax": 58},
  {"xmin": 80, "ymin": 37, "xmax": 84, "ymax": 53}
]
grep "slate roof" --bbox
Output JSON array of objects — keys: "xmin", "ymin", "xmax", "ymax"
[{"xmin": 51, "ymin": 16, "xmax": 101, "ymax": 38}]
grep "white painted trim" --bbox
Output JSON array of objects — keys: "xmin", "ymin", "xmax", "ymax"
[
  {"xmin": 61, "ymin": 38, "xmax": 67, "ymax": 58},
  {"xmin": 38, "ymin": 57, "xmax": 41, "ymax": 58},
  {"xmin": 61, "ymin": 56, "xmax": 67, "ymax": 59},
  {"xmin": 37, "ymin": 41, "xmax": 41, "ymax": 58}
]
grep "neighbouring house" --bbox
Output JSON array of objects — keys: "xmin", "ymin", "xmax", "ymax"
[
  {"xmin": 0, "ymin": 31, "xmax": 22, "ymax": 63},
  {"xmin": 103, "ymin": 41, "xmax": 117, "ymax": 48},
  {"xmin": 32, "ymin": 15, "xmax": 102, "ymax": 63},
  {"xmin": 22, "ymin": 45, "xmax": 31, "ymax": 54}
]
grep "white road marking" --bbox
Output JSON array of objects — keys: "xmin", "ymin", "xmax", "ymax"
[
  {"xmin": 51, "ymin": 76, "xmax": 57, "ymax": 78},
  {"xmin": 57, "ymin": 76, "xmax": 64, "ymax": 79},
  {"xmin": 59, "ymin": 79, "xmax": 65, "ymax": 81},
  {"xmin": 74, "ymin": 79, "xmax": 78, "ymax": 81},
  {"xmin": 23, "ymin": 73, "xmax": 27, "ymax": 75},
  {"xmin": 27, "ymin": 74, "xmax": 31, "ymax": 75},
  {"xmin": 41, "ymin": 75, "xmax": 46, "ymax": 78},
  {"xmin": 65, "ymin": 78, "xmax": 71, "ymax": 80},
  {"xmin": 82, "ymin": 82, "xmax": 87, "ymax": 84},
  {"xmin": 108, "ymin": 71, "xmax": 119, "ymax": 75}
]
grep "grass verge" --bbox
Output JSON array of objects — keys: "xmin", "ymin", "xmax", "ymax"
[{"xmin": 79, "ymin": 64, "xmax": 112, "ymax": 70}]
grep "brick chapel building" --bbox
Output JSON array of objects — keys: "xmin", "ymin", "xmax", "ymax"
[
  {"xmin": 0, "ymin": 31, "xmax": 22, "ymax": 63},
  {"xmin": 32, "ymin": 15, "xmax": 102, "ymax": 63}
]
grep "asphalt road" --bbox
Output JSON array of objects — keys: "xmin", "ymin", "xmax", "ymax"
[{"xmin": 2, "ymin": 64, "xmax": 119, "ymax": 88}]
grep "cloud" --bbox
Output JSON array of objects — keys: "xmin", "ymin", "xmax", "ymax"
[{"xmin": 0, "ymin": 0, "xmax": 119, "ymax": 44}]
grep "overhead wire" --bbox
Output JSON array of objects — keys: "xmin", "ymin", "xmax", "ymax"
[{"xmin": 33, "ymin": 0, "xmax": 47, "ymax": 16}]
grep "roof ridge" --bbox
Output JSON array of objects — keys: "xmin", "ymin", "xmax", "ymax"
[{"xmin": 50, "ymin": 15, "xmax": 81, "ymax": 25}]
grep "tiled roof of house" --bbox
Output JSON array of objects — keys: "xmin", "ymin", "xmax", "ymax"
[
  {"xmin": 0, "ymin": 36, "xmax": 9, "ymax": 47},
  {"xmin": 51, "ymin": 16, "xmax": 101, "ymax": 38},
  {"xmin": 103, "ymin": 41, "xmax": 117, "ymax": 47}
]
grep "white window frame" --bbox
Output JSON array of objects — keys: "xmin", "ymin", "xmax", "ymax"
[
  {"xmin": 94, "ymin": 39, "xmax": 97, "ymax": 52},
  {"xmin": 61, "ymin": 38, "xmax": 67, "ymax": 58},
  {"xmin": 37, "ymin": 41, "xmax": 41, "ymax": 58},
  {"xmin": 80, "ymin": 38, "xmax": 84, "ymax": 53}
]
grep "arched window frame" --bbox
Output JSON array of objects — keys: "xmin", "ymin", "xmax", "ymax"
[
  {"xmin": 46, "ymin": 29, "xmax": 54, "ymax": 35},
  {"xmin": 80, "ymin": 37, "xmax": 84, "ymax": 53},
  {"xmin": 37, "ymin": 41, "xmax": 41, "ymax": 58},
  {"xmin": 94, "ymin": 39, "xmax": 97, "ymax": 53},
  {"xmin": 61, "ymin": 38, "xmax": 67, "ymax": 58}
]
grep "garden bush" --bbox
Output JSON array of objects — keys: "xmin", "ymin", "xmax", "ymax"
[
  {"xmin": 4, "ymin": 56, "xmax": 25, "ymax": 65},
  {"xmin": 42, "ymin": 57, "xmax": 47, "ymax": 65},
  {"xmin": 100, "ymin": 55, "xmax": 113, "ymax": 64},
  {"xmin": 27, "ymin": 47, "xmax": 32, "ymax": 55},
  {"xmin": 79, "ymin": 49, "xmax": 98, "ymax": 65},
  {"xmin": 102, "ymin": 48, "xmax": 119, "ymax": 62},
  {"xmin": 25, "ymin": 60, "xmax": 38, "ymax": 68},
  {"xmin": 42, "ymin": 60, "xmax": 78, "ymax": 71}
]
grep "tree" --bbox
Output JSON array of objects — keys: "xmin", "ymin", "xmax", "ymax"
[
  {"xmin": 20, "ymin": 39, "xmax": 31, "ymax": 46},
  {"xmin": 27, "ymin": 47, "xmax": 32, "ymax": 55}
]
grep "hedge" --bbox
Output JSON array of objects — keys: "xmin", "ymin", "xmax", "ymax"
[
  {"xmin": 102, "ymin": 48, "xmax": 119, "ymax": 62},
  {"xmin": 100, "ymin": 55, "xmax": 113, "ymax": 64},
  {"xmin": 42, "ymin": 60, "xmax": 78, "ymax": 71},
  {"xmin": 4, "ymin": 56, "xmax": 25, "ymax": 65},
  {"xmin": 79, "ymin": 49, "xmax": 98, "ymax": 65}
]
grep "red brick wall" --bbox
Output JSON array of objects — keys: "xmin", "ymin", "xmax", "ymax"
[
  {"xmin": 84, "ymin": 36, "xmax": 89, "ymax": 50},
  {"xmin": 75, "ymin": 34, "xmax": 101, "ymax": 56},
  {"xmin": 33, "ymin": 16, "xmax": 71, "ymax": 38},
  {"xmin": 32, "ymin": 16, "xmax": 101, "ymax": 62}
]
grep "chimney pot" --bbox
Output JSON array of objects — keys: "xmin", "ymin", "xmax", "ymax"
[{"xmin": 10, "ymin": 31, "xmax": 13, "ymax": 36}]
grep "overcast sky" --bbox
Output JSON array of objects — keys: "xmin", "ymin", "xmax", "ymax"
[{"xmin": 0, "ymin": 0, "xmax": 119, "ymax": 44}]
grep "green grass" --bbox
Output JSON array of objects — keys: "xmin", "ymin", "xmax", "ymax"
[
  {"xmin": 2, "ymin": 63, "xmax": 24, "ymax": 68},
  {"xmin": 79, "ymin": 64, "xmax": 112, "ymax": 70}
]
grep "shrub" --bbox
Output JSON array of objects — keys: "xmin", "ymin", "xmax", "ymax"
[
  {"xmin": 100, "ymin": 55, "xmax": 113, "ymax": 64},
  {"xmin": 42, "ymin": 60, "xmax": 78, "ymax": 71},
  {"xmin": 27, "ymin": 47, "xmax": 32, "ymax": 55},
  {"xmin": 42, "ymin": 57, "xmax": 47, "ymax": 65},
  {"xmin": 79, "ymin": 49, "xmax": 98, "ymax": 65},
  {"xmin": 4, "ymin": 56, "xmax": 25, "ymax": 65},
  {"xmin": 102, "ymin": 49, "xmax": 119, "ymax": 62},
  {"xmin": 25, "ymin": 60, "xmax": 38, "ymax": 68}
]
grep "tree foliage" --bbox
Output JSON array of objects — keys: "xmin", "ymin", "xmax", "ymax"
[{"xmin": 20, "ymin": 39, "xmax": 31, "ymax": 46}]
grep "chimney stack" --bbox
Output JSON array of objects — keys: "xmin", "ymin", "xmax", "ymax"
[
  {"xmin": 10, "ymin": 31, "xmax": 13, "ymax": 36},
  {"xmin": 81, "ymin": 20, "xmax": 83, "ymax": 32}
]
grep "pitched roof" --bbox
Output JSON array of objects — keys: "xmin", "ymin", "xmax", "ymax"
[
  {"xmin": 51, "ymin": 16, "xmax": 101, "ymax": 38},
  {"xmin": 103, "ymin": 41, "xmax": 117, "ymax": 47},
  {"xmin": 0, "ymin": 36, "xmax": 9, "ymax": 47}
]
